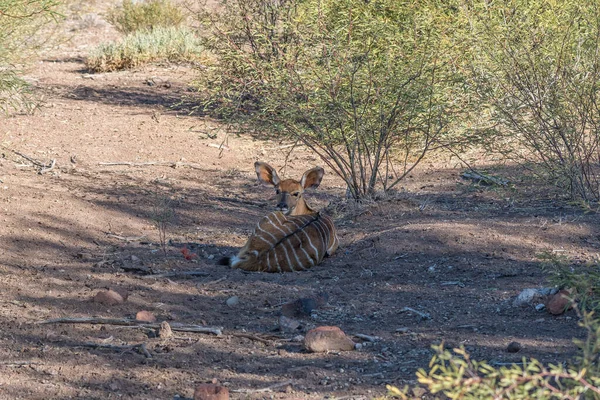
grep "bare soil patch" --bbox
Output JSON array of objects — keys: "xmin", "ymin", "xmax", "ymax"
[{"xmin": 1, "ymin": 9, "xmax": 598, "ymax": 400}]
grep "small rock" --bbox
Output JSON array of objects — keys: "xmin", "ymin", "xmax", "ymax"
[
  {"xmin": 136, "ymin": 310, "xmax": 156, "ymax": 323},
  {"xmin": 507, "ymin": 341, "xmax": 522, "ymax": 353},
  {"xmin": 304, "ymin": 326, "xmax": 356, "ymax": 353},
  {"xmin": 226, "ymin": 296, "xmax": 239, "ymax": 307},
  {"xmin": 547, "ymin": 289, "xmax": 572, "ymax": 315},
  {"xmin": 193, "ymin": 384, "xmax": 229, "ymax": 400},
  {"xmin": 93, "ymin": 290, "xmax": 125, "ymax": 306},
  {"xmin": 535, "ymin": 303, "xmax": 546, "ymax": 311},
  {"xmin": 158, "ymin": 321, "xmax": 173, "ymax": 339},
  {"xmin": 131, "ymin": 255, "xmax": 141, "ymax": 263},
  {"xmin": 279, "ymin": 315, "xmax": 301, "ymax": 332},
  {"xmin": 513, "ymin": 288, "xmax": 542, "ymax": 307},
  {"xmin": 538, "ymin": 287, "xmax": 559, "ymax": 296},
  {"xmin": 291, "ymin": 335, "xmax": 304, "ymax": 342},
  {"xmin": 354, "ymin": 343, "xmax": 363, "ymax": 350},
  {"xmin": 395, "ymin": 327, "xmax": 410, "ymax": 334}
]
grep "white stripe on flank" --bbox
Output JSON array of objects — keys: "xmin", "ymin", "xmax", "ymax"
[
  {"xmin": 312, "ymin": 220, "xmax": 327, "ymax": 257},
  {"xmin": 302, "ymin": 229, "xmax": 319, "ymax": 261},
  {"xmin": 279, "ymin": 239, "xmax": 293, "ymax": 272},
  {"xmin": 257, "ymin": 234, "xmax": 275, "ymax": 247},
  {"xmin": 256, "ymin": 224, "xmax": 278, "ymax": 242},
  {"xmin": 274, "ymin": 250, "xmax": 282, "ymax": 273},
  {"xmin": 271, "ymin": 213, "xmax": 294, "ymax": 234},
  {"xmin": 267, "ymin": 217, "xmax": 287, "ymax": 236},
  {"xmin": 287, "ymin": 239, "xmax": 306, "ymax": 271}
]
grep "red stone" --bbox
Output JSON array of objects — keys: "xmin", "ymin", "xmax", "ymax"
[
  {"xmin": 193, "ymin": 384, "xmax": 229, "ymax": 400},
  {"xmin": 93, "ymin": 289, "xmax": 125, "ymax": 306},
  {"xmin": 135, "ymin": 310, "xmax": 156, "ymax": 322},
  {"xmin": 547, "ymin": 290, "xmax": 572, "ymax": 315},
  {"xmin": 304, "ymin": 326, "xmax": 355, "ymax": 353}
]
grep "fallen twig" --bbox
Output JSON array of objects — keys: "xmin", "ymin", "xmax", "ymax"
[
  {"xmin": 440, "ymin": 281, "xmax": 465, "ymax": 287},
  {"xmin": 98, "ymin": 161, "xmax": 207, "ymax": 171},
  {"xmin": 230, "ymin": 333, "xmax": 277, "ymax": 345},
  {"xmin": 77, "ymin": 342, "xmax": 152, "ymax": 358},
  {"xmin": 232, "ymin": 380, "xmax": 294, "ymax": 394},
  {"xmin": 105, "ymin": 233, "xmax": 147, "ymax": 242},
  {"xmin": 38, "ymin": 317, "xmax": 222, "ymax": 336},
  {"xmin": 0, "ymin": 360, "xmax": 43, "ymax": 367},
  {"xmin": 39, "ymin": 159, "xmax": 56, "ymax": 174},
  {"xmin": 461, "ymin": 171, "xmax": 509, "ymax": 186},
  {"xmin": 207, "ymin": 143, "xmax": 230, "ymax": 151},
  {"xmin": 142, "ymin": 270, "xmax": 210, "ymax": 279},
  {"xmin": 399, "ymin": 307, "xmax": 431, "ymax": 320},
  {"xmin": 354, "ymin": 333, "xmax": 381, "ymax": 342},
  {"xmin": 198, "ymin": 276, "xmax": 227, "ymax": 286}
]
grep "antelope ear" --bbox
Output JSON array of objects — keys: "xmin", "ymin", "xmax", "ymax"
[
  {"xmin": 255, "ymin": 161, "xmax": 280, "ymax": 186},
  {"xmin": 300, "ymin": 167, "xmax": 324, "ymax": 189}
]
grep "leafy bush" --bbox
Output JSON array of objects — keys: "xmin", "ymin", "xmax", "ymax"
[
  {"xmin": 386, "ymin": 257, "xmax": 600, "ymax": 400},
  {"xmin": 197, "ymin": 0, "xmax": 469, "ymax": 199},
  {"xmin": 0, "ymin": 0, "xmax": 60, "ymax": 113},
  {"xmin": 540, "ymin": 252, "xmax": 600, "ymax": 313},
  {"xmin": 462, "ymin": 0, "xmax": 600, "ymax": 202},
  {"xmin": 106, "ymin": 0, "xmax": 185, "ymax": 34},
  {"xmin": 414, "ymin": 312, "xmax": 600, "ymax": 399},
  {"xmin": 86, "ymin": 26, "xmax": 204, "ymax": 72}
]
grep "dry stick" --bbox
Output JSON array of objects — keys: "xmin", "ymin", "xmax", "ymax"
[
  {"xmin": 105, "ymin": 233, "xmax": 147, "ymax": 242},
  {"xmin": 353, "ymin": 333, "xmax": 381, "ymax": 342},
  {"xmin": 98, "ymin": 161, "xmax": 207, "ymax": 171},
  {"xmin": 38, "ymin": 317, "xmax": 222, "ymax": 336},
  {"xmin": 142, "ymin": 270, "xmax": 210, "ymax": 279},
  {"xmin": 230, "ymin": 333, "xmax": 275, "ymax": 345},
  {"xmin": 77, "ymin": 342, "xmax": 152, "ymax": 358},
  {"xmin": 232, "ymin": 380, "xmax": 294, "ymax": 394},
  {"xmin": 399, "ymin": 307, "xmax": 431, "ymax": 320},
  {"xmin": 0, "ymin": 360, "xmax": 43, "ymax": 367},
  {"xmin": 39, "ymin": 159, "xmax": 56, "ymax": 175}
]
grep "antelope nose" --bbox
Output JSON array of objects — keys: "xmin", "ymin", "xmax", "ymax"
[{"xmin": 276, "ymin": 202, "xmax": 288, "ymax": 210}]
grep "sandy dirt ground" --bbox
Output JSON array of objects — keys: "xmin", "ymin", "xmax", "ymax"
[{"xmin": 1, "ymin": 3, "xmax": 599, "ymax": 399}]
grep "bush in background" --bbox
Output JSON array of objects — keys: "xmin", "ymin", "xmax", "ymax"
[
  {"xmin": 106, "ymin": 0, "xmax": 185, "ymax": 34},
  {"xmin": 462, "ymin": 0, "xmax": 600, "ymax": 202},
  {"xmin": 196, "ymin": 0, "xmax": 471, "ymax": 199},
  {"xmin": 0, "ymin": 0, "xmax": 60, "ymax": 113},
  {"xmin": 86, "ymin": 26, "xmax": 203, "ymax": 72}
]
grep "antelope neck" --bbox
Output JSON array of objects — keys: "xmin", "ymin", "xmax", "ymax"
[{"xmin": 287, "ymin": 196, "xmax": 315, "ymax": 216}]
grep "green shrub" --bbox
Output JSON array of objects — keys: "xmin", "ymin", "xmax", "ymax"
[
  {"xmin": 197, "ymin": 0, "xmax": 469, "ymax": 199},
  {"xmin": 461, "ymin": 0, "xmax": 600, "ymax": 202},
  {"xmin": 106, "ymin": 0, "xmax": 184, "ymax": 34},
  {"xmin": 0, "ymin": 0, "xmax": 60, "ymax": 113},
  {"xmin": 412, "ymin": 312, "xmax": 600, "ymax": 399},
  {"xmin": 86, "ymin": 26, "xmax": 203, "ymax": 72},
  {"xmin": 540, "ymin": 252, "xmax": 600, "ymax": 313}
]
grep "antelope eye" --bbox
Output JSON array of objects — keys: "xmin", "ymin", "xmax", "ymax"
[
  {"xmin": 275, "ymin": 189, "xmax": 281, "ymax": 195},
  {"xmin": 292, "ymin": 192, "xmax": 300, "ymax": 197}
]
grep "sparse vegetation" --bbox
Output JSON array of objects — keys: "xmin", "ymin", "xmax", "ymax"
[
  {"xmin": 409, "ymin": 312, "xmax": 600, "ymax": 400},
  {"xmin": 86, "ymin": 26, "xmax": 204, "ymax": 72},
  {"xmin": 461, "ymin": 0, "xmax": 600, "ymax": 202},
  {"xmin": 197, "ymin": 0, "xmax": 469, "ymax": 199},
  {"xmin": 540, "ymin": 252, "xmax": 600, "ymax": 313},
  {"xmin": 0, "ymin": 0, "xmax": 60, "ymax": 112},
  {"xmin": 106, "ymin": 0, "xmax": 185, "ymax": 34},
  {"xmin": 151, "ymin": 192, "xmax": 176, "ymax": 256}
]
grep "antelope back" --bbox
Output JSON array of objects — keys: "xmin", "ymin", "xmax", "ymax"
[{"xmin": 230, "ymin": 211, "xmax": 339, "ymax": 272}]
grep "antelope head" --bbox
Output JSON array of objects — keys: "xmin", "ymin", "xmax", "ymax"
[{"xmin": 255, "ymin": 161, "xmax": 324, "ymax": 216}]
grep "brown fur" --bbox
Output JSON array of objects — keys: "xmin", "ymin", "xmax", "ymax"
[{"xmin": 225, "ymin": 162, "xmax": 339, "ymax": 272}]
